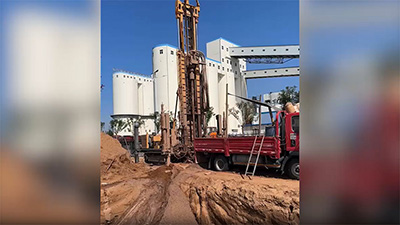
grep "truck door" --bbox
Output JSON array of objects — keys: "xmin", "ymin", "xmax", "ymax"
[{"xmin": 286, "ymin": 113, "xmax": 299, "ymax": 152}]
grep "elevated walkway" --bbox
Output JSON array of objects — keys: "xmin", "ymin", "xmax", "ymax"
[
  {"xmin": 243, "ymin": 67, "xmax": 299, "ymax": 79},
  {"xmin": 230, "ymin": 45, "xmax": 299, "ymax": 64}
]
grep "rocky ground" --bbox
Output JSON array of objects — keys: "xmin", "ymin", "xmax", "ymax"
[{"xmin": 100, "ymin": 133, "xmax": 299, "ymax": 225}]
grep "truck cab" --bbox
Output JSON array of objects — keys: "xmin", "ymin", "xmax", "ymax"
[
  {"xmin": 262, "ymin": 111, "xmax": 299, "ymax": 178},
  {"xmin": 277, "ymin": 111, "xmax": 299, "ymax": 179}
]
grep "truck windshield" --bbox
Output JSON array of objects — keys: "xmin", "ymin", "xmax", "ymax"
[{"xmin": 292, "ymin": 115, "xmax": 299, "ymax": 133}]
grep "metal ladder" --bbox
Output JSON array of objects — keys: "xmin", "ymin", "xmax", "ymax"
[{"xmin": 245, "ymin": 136, "xmax": 265, "ymax": 177}]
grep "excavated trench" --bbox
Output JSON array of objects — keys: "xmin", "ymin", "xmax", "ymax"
[
  {"xmin": 115, "ymin": 166, "xmax": 175, "ymax": 225},
  {"xmin": 102, "ymin": 164, "xmax": 299, "ymax": 225}
]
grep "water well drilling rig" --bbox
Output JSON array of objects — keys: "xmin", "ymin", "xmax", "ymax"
[
  {"xmin": 144, "ymin": 0, "xmax": 210, "ymax": 164},
  {"xmin": 172, "ymin": 0, "xmax": 209, "ymax": 161}
]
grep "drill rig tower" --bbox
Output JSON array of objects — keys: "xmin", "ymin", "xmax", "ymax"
[{"xmin": 174, "ymin": 0, "xmax": 209, "ymax": 160}]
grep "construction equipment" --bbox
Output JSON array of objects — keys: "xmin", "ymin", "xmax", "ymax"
[
  {"xmin": 143, "ymin": 1, "xmax": 300, "ymax": 179},
  {"xmin": 173, "ymin": 0, "xmax": 209, "ymax": 161},
  {"xmin": 143, "ymin": 0, "xmax": 210, "ymax": 164},
  {"xmin": 194, "ymin": 110, "xmax": 300, "ymax": 179},
  {"xmin": 194, "ymin": 92, "xmax": 299, "ymax": 179}
]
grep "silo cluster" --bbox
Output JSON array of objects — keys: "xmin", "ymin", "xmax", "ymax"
[{"xmin": 113, "ymin": 38, "xmax": 248, "ymax": 135}]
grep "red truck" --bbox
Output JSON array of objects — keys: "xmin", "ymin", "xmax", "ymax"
[{"xmin": 194, "ymin": 111, "xmax": 300, "ymax": 179}]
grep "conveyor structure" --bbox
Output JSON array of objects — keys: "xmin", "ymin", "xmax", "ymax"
[{"xmin": 230, "ymin": 45, "xmax": 300, "ymax": 79}]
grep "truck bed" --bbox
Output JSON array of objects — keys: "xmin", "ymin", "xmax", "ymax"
[{"xmin": 194, "ymin": 136, "xmax": 281, "ymax": 159}]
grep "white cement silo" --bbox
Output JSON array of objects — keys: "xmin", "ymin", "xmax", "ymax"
[
  {"xmin": 141, "ymin": 78, "xmax": 154, "ymax": 116},
  {"xmin": 139, "ymin": 78, "xmax": 155, "ymax": 134},
  {"xmin": 112, "ymin": 71, "xmax": 139, "ymax": 115},
  {"xmin": 152, "ymin": 45, "xmax": 179, "ymax": 113}
]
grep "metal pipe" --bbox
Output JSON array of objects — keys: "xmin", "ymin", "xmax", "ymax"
[
  {"xmin": 216, "ymin": 114, "xmax": 221, "ymax": 136},
  {"xmin": 268, "ymin": 106, "xmax": 274, "ymax": 125},
  {"xmin": 258, "ymin": 95, "xmax": 262, "ymax": 136},
  {"xmin": 177, "ymin": 19, "xmax": 180, "ymax": 50},
  {"xmin": 225, "ymin": 83, "xmax": 228, "ymax": 137},
  {"xmin": 174, "ymin": 90, "xmax": 178, "ymax": 120},
  {"xmin": 134, "ymin": 122, "xmax": 139, "ymax": 163},
  {"xmin": 228, "ymin": 92, "xmax": 281, "ymax": 111}
]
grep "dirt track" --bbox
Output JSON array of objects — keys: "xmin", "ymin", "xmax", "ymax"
[{"xmin": 100, "ymin": 133, "xmax": 299, "ymax": 225}]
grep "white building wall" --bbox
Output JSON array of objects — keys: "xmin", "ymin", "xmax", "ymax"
[
  {"xmin": 112, "ymin": 117, "xmax": 155, "ymax": 137},
  {"xmin": 263, "ymin": 92, "xmax": 280, "ymax": 106},
  {"xmin": 140, "ymin": 119, "xmax": 155, "ymax": 135},
  {"xmin": 250, "ymin": 92, "xmax": 283, "ymax": 127},
  {"xmin": 206, "ymin": 58, "xmax": 221, "ymax": 127},
  {"xmin": 206, "ymin": 38, "xmax": 247, "ymax": 134},
  {"xmin": 217, "ymin": 73, "xmax": 225, "ymax": 116},
  {"xmin": 206, "ymin": 40, "xmax": 220, "ymax": 62},
  {"xmin": 227, "ymin": 71, "xmax": 240, "ymax": 134}
]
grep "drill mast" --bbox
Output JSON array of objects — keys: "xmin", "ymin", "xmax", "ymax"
[{"xmin": 174, "ymin": 0, "xmax": 209, "ymax": 160}]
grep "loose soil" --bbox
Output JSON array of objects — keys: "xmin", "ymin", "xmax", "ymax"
[{"xmin": 100, "ymin": 133, "xmax": 299, "ymax": 225}]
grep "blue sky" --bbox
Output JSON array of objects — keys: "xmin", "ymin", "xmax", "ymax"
[{"xmin": 101, "ymin": 0, "xmax": 299, "ymax": 127}]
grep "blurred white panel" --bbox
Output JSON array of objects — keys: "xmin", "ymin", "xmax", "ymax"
[{"xmin": 1, "ymin": 1, "xmax": 100, "ymax": 223}]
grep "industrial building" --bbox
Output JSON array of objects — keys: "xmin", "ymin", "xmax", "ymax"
[
  {"xmin": 112, "ymin": 37, "xmax": 299, "ymax": 136},
  {"xmin": 243, "ymin": 92, "xmax": 283, "ymax": 135},
  {"xmin": 153, "ymin": 38, "xmax": 247, "ymax": 134},
  {"xmin": 112, "ymin": 69, "xmax": 155, "ymax": 135}
]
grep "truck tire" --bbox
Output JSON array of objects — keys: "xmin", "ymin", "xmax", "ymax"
[
  {"xmin": 286, "ymin": 158, "xmax": 299, "ymax": 180},
  {"xmin": 213, "ymin": 155, "xmax": 229, "ymax": 171}
]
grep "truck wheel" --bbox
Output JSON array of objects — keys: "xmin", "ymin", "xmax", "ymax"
[
  {"xmin": 213, "ymin": 155, "xmax": 229, "ymax": 171},
  {"xmin": 286, "ymin": 158, "xmax": 299, "ymax": 180}
]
